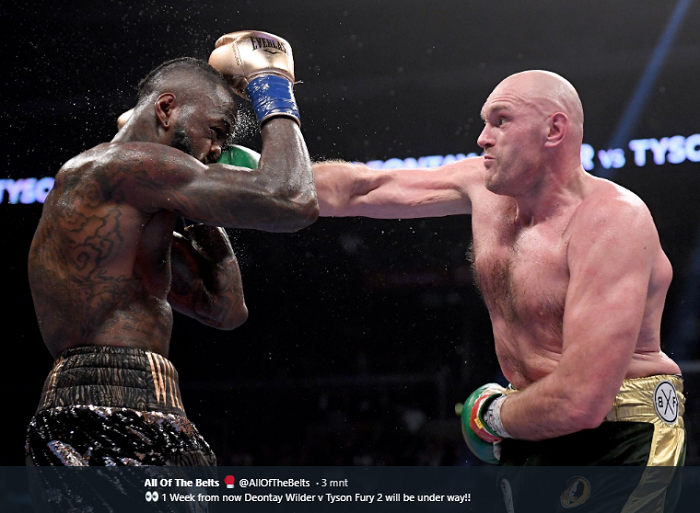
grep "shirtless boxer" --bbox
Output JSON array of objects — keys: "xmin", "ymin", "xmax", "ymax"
[
  {"xmin": 312, "ymin": 70, "xmax": 684, "ymax": 509},
  {"xmin": 26, "ymin": 31, "xmax": 317, "ymax": 468}
]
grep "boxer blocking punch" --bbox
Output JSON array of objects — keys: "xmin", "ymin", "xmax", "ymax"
[{"xmin": 27, "ymin": 28, "xmax": 316, "ymax": 484}]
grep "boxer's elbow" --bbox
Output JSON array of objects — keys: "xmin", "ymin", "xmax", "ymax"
[
  {"xmin": 562, "ymin": 389, "xmax": 611, "ymax": 431},
  {"xmin": 567, "ymin": 408, "xmax": 607, "ymax": 432},
  {"xmin": 271, "ymin": 187, "xmax": 319, "ymax": 232},
  {"xmin": 222, "ymin": 303, "xmax": 249, "ymax": 330},
  {"xmin": 289, "ymin": 189, "xmax": 320, "ymax": 229},
  {"xmin": 208, "ymin": 301, "xmax": 249, "ymax": 331}
]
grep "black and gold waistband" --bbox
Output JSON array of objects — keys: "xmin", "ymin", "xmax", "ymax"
[
  {"xmin": 37, "ymin": 346, "xmax": 186, "ymax": 417},
  {"xmin": 605, "ymin": 374, "xmax": 684, "ymax": 425},
  {"xmin": 606, "ymin": 374, "xmax": 685, "ymax": 467}
]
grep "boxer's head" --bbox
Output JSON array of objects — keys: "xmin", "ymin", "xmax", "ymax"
[
  {"xmin": 134, "ymin": 57, "xmax": 237, "ymax": 163},
  {"xmin": 477, "ymin": 70, "xmax": 583, "ymax": 196}
]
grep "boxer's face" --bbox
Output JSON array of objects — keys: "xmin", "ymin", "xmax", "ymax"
[
  {"xmin": 477, "ymin": 79, "xmax": 548, "ymax": 196},
  {"xmin": 172, "ymin": 85, "xmax": 236, "ymax": 164}
]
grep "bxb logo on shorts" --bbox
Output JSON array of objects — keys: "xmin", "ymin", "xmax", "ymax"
[{"xmin": 653, "ymin": 380, "xmax": 679, "ymax": 424}]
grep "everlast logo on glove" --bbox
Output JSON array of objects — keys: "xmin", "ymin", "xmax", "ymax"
[
  {"xmin": 249, "ymin": 36, "xmax": 288, "ymax": 55},
  {"xmin": 209, "ymin": 30, "xmax": 299, "ymax": 124}
]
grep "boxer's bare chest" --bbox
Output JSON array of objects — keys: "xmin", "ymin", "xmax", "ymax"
[{"xmin": 470, "ymin": 204, "xmax": 572, "ymax": 333}]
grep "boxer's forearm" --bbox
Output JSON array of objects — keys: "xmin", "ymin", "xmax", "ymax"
[
  {"xmin": 169, "ymin": 227, "xmax": 248, "ymax": 330},
  {"xmin": 313, "ymin": 161, "xmax": 379, "ymax": 217},
  {"xmin": 207, "ymin": 30, "xmax": 318, "ymax": 232},
  {"xmin": 314, "ymin": 160, "xmax": 474, "ymax": 219},
  {"xmin": 199, "ymin": 255, "xmax": 248, "ymax": 330},
  {"xmin": 499, "ymin": 375, "xmax": 612, "ymax": 441}
]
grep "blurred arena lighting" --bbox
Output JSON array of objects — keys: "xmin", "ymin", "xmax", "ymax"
[{"xmin": 596, "ymin": 0, "xmax": 693, "ymax": 181}]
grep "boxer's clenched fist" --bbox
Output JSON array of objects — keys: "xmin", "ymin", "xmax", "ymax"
[
  {"xmin": 209, "ymin": 31, "xmax": 295, "ymax": 95},
  {"xmin": 209, "ymin": 31, "xmax": 300, "ymax": 126}
]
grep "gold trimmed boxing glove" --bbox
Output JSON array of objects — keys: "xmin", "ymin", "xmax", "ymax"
[{"xmin": 209, "ymin": 30, "xmax": 299, "ymax": 126}]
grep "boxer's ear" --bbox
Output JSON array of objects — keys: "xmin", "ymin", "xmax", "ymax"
[
  {"xmin": 544, "ymin": 112, "xmax": 568, "ymax": 148},
  {"xmin": 155, "ymin": 93, "xmax": 176, "ymax": 129}
]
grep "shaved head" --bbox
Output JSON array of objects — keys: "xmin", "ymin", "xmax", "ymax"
[
  {"xmin": 477, "ymin": 70, "xmax": 587, "ymax": 195},
  {"xmin": 486, "ymin": 70, "xmax": 584, "ymax": 145}
]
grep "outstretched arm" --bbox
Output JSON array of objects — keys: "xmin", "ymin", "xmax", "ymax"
[
  {"xmin": 168, "ymin": 224, "xmax": 247, "ymax": 330},
  {"xmin": 313, "ymin": 158, "xmax": 482, "ymax": 219}
]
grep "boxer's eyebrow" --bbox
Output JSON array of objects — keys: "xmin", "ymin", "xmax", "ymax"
[{"xmin": 481, "ymin": 103, "xmax": 513, "ymax": 122}]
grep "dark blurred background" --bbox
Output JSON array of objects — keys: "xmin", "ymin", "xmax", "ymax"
[{"xmin": 2, "ymin": 0, "xmax": 699, "ymax": 468}]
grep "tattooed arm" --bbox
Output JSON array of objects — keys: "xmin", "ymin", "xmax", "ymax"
[
  {"xmin": 168, "ymin": 224, "xmax": 247, "ymax": 330},
  {"xmin": 111, "ymin": 119, "xmax": 317, "ymax": 233}
]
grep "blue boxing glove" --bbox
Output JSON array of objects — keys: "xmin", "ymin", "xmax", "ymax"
[{"xmin": 209, "ymin": 30, "xmax": 300, "ymax": 126}]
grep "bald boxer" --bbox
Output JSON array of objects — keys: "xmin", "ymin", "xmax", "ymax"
[
  {"xmin": 27, "ymin": 32, "xmax": 317, "ymax": 470},
  {"xmin": 314, "ymin": 70, "xmax": 684, "ymax": 508}
]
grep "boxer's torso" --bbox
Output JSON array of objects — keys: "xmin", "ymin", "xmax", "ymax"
[
  {"xmin": 468, "ymin": 172, "xmax": 680, "ymax": 389},
  {"xmin": 28, "ymin": 146, "xmax": 177, "ymax": 359}
]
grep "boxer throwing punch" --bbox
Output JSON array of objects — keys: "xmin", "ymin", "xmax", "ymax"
[
  {"xmin": 26, "ymin": 30, "xmax": 317, "ymax": 467},
  {"xmin": 314, "ymin": 70, "xmax": 685, "ymax": 482}
]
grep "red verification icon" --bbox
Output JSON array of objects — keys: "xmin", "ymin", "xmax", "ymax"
[{"xmin": 224, "ymin": 475, "xmax": 235, "ymax": 488}]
